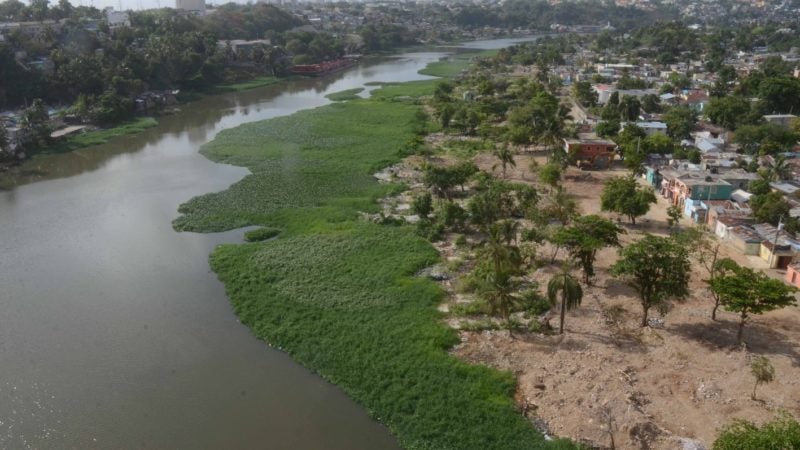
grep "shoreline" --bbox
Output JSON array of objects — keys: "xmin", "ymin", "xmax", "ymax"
[
  {"xmin": 2, "ymin": 36, "xmax": 515, "ymax": 173},
  {"xmin": 172, "ymin": 50, "xmax": 577, "ymax": 447},
  {"xmin": 0, "ymin": 44, "xmax": 490, "ymax": 191}
]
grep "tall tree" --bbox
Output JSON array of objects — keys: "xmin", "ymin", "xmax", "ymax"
[
  {"xmin": 677, "ymin": 227, "xmax": 724, "ymax": 319},
  {"xmin": 600, "ymin": 176, "xmax": 657, "ymax": 224},
  {"xmin": 663, "ymin": 105, "xmax": 697, "ymax": 139},
  {"xmin": 547, "ymin": 268, "xmax": 583, "ymax": 334},
  {"xmin": 709, "ymin": 260, "xmax": 797, "ymax": 344},
  {"xmin": 611, "ymin": 234, "xmax": 691, "ymax": 327},
  {"xmin": 537, "ymin": 162, "xmax": 562, "ymax": 193},
  {"xmin": 552, "ymin": 215, "xmax": 624, "ymax": 284}
]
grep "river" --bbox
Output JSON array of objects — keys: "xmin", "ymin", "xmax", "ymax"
[{"xmin": 0, "ymin": 38, "xmax": 535, "ymax": 449}]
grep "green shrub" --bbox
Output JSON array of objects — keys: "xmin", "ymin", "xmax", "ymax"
[
  {"xmin": 527, "ymin": 320, "xmax": 542, "ymax": 333},
  {"xmin": 437, "ymin": 200, "xmax": 468, "ymax": 230},
  {"xmin": 325, "ymin": 88, "xmax": 365, "ymax": 101},
  {"xmin": 415, "ymin": 219, "xmax": 444, "ymax": 241},
  {"xmin": 461, "ymin": 319, "xmax": 500, "ymax": 332},
  {"xmin": 450, "ymin": 299, "xmax": 490, "ymax": 316},
  {"xmin": 519, "ymin": 288, "xmax": 552, "ymax": 316},
  {"xmin": 713, "ymin": 414, "xmax": 800, "ymax": 450},
  {"xmin": 412, "ymin": 192, "xmax": 433, "ymax": 218}
]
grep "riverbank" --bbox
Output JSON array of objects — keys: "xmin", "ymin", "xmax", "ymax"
[
  {"xmin": 174, "ymin": 77, "xmax": 576, "ymax": 448},
  {"xmin": 41, "ymin": 117, "xmax": 158, "ymax": 156},
  {"xmin": 5, "ymin": 44, "xmax": 494, "ymax": 170}
]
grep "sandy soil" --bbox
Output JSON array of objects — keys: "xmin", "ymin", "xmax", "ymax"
[{"xmin": 403, "ymin": 150, "xmax": 800, "ymax": 450}]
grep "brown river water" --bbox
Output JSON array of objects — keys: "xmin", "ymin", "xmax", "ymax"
[{"xmin": 0, "ymin": 38, "xmax": 536, "ymax": 449}]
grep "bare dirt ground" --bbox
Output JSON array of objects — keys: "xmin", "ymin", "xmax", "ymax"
[{"xmin": 443, "ymin": 153, "xmax": 800, "ymax": 449}]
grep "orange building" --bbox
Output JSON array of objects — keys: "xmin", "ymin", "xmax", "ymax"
[{"xmin": 564, "ymin": 138, "xmax": 617, "ymax": 169}]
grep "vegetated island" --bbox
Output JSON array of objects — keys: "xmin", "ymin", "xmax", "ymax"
[
  {"xmin": 173, "ymin": 70, "xmax": 576, "ymax": 448},
  {"xmin": 325, "ymin": 88, "xmax": 365, "ymax": 101}
]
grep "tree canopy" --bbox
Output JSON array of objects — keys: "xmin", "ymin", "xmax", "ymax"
[
  {"xmin": 611, "ymin": 234, "xmax": 691, "ymax": 327},
  {"xmin": 709, "ymin": 259, "xmax": 797, "ymax": 344},
  {"xmin": 600, "ymin": 176, "xmax": 657, "ymax": 224}
]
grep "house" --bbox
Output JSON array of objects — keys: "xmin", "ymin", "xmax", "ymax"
[
  {"xmin": 730, "ymin": 189, "xmax": 753, "ymax": 206},
  {"xmin": 134, "ymin": 90, "xmax": 179, "ymax": 113},
  {"xmin": 660, "ymin": 170, "xmax": 733, "ymax": 209},
  {"xmin": 684, "ymin": 198, "xmax": 709, "ymax": 223},
  {"xmin": 761, "ymin": 241, "xmax": 795, "ymax": 269},
  {"xmin": 763, "ymin": 114, "xmax": 797, "ymax": 129},
  {"xmin": 693, "ymin": 132, "xmax": 725, "ymax": 154},
  {"xmin": 563, "ymin": 137, "xmax": 617, "ymax": 169},
  {"xmin": 681, "ymin": 89, "xmax": 709, "ymax": 111},
  {"xmin": 717, "ymin": 170, "xmax": 758, "ymax": 190},
  {"xmin": 644, "ymin": 165, "xmax": 663, "ymax": 188},
  {"xmin": 708, "ymin": 200, "xmax": 752, "ymax": 228},
  {"xmin": 593, "ymin": 84, "xmax": 616, "ymax": 104},
  {"xmin": 592, "ymin": 85, "xmax": 658, "ymax": 105},
  {"xmin": 659, "ymin": 93, "xmax": 678, "ymax": 104},
  {"xmin": 769, "ymin": 181, "xmax": 800, "ymax": 196},
  {"xmin": 104, "ymin": 7, "xmax": 130, "ymax": 28},
  {"xmin": 634, "ymin": 121, "xmax": 667, "ymax": 136},
  {"xmin": 727, "ymin": 225, "xmax": 762, "ymax": 255},
  {"xmin": 224, "ymin": 39, "xmax": 273, "ymax": 59},
  {"xmin": 696, "ymin": 139, "xmax": 722, "ymax": 154},
  {"xmin": 785, "ymin": 262, "xmax": 800, "ymax": 287},
  {"xmin": 753, "ymin": 223, "xmax": 800, "ymax": 269}
]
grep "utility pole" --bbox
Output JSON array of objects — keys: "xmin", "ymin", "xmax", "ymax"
[{"xmin": 768, "ymin": 215, "xmax": 784, "ymax": 269}]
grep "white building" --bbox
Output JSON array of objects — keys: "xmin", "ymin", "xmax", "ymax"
[
  {"xmin": 635, "ymin": 121, "xmax": 667, "ymax": 136},
  {"xmin": 104, "ymin": 8, "xmax": 130, "ymax": 28}
]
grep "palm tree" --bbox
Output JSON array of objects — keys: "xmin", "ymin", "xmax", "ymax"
[
  {"xmin": 492, "ymin": 145, "xmax": 516, "ymax": 178},
  {"xmin": 485, "ymin": 223, "xmax": 522, "ymax": 276},
  {"xmin": 498, "ymin": 219, "xmax": 519, "ymax": 245},
  {"xmin": 547, "ymin": 268, "xmax": 583, "ymax": 334},
  {"xmin": 770, "ymin": 155, "xmax": 791, "ymax": 181},
  {"xmin": 478, "ymin": 269, "xmax": 521, "ymax": 326}
]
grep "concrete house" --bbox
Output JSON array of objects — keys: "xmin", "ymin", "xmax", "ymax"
[
  {"xmin": 727, "ymin": 225, "xmax": 762, "ymax": 256},
  {"xmin": 785, "ymin": 262, "xmax": 800, "ymax": 287},
  {"xmin": 564, "ymin": 137, "xmax": 617, "ymax": 169},
  {"xmin": 753, "ymin": 223, "xmax": 799, "ymax": 269}
]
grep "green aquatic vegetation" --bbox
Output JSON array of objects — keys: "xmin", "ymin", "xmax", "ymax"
[
  {"xmin": 176, "ymin": 84, "xmax": 577, "ymax": 450},
  {"xmin": 370, "ymin": 80, "xmax": 438, "ymax": 100},
  {"xmin": 364, "ymin": 81, "xmax": 400, "ymax": 86},
  {"xmin": 42, "ymin": 117, "xmax": 158, "ymax": 155},
  {"xmin": 215, "ymin": 76, "xmax": 281, "ymax": 92},
  {"xmin": 243, "ymin": 227, "xmax": 281, "ymax": 242},
  {"xmin": 173, "ymin": 99, "xmax": 421, "ymax": 232},
  {"xmin": 325, "ymin": 88, "xmax": 365, "ymax": 101}
]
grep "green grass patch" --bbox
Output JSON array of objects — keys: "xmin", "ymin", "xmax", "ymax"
[
  {"xmin": 215, "ymin": 76, "xmax": 281, "ymax": 92},
  {"xmin": 40, "ymin": 117, "xmax": 158, "ymax": 155},
  {"xmin": 175, "ymin": 83, "xmax": 577, "ymax": 450},
  {"xmin": 325, "ymin": 88, "xmax": 365, "ymax": 101},
  {"xmin": 364, "ymin": 81, "xmax": 400, "ymax": 86},
  {"xmin": 369, "ymin": 80, "xmax": 438, "ymax": 100},
  {"xmin": 418, "ymin": 58, "xmax": 471, "ymax": 78},
  {"xmin": 244, "ymin": 227, "xmax": 281, "ymax": 242},
  {"xmin": 418, "ymin": 50, "xmax": 498, "ymax": 79}
]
